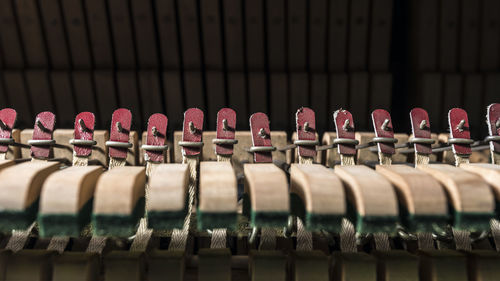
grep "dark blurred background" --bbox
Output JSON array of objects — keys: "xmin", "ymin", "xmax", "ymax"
[{"xmin": 0, "ymin": 0, "xmax": 498, "ymax": 138}]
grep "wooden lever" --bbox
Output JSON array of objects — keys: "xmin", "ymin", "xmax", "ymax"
[
  {"xmin": 0, "ymin": 161, "xmax": 59, "ymax": 231},
  {"xmin": 38, "ymin": 166, "xmax": 103, "ymax": 237},
  {"xmin": 417, "ymin": 164, "xmax": 495, "ymax": 231},
  {"xmin": 460, "ymin": 164, "xmax": 500, "ymax": 214},
  {"xmin": 334, "ymin": 165, "xmax": 399, "ymax": 234},
  {"xmin": 147, "ymin": 164, "xmax": 190, "ymax": 230},
  {"xmin": 376, "ymin": 165, "xmax": 448, "ymax": 232},
  {"xmin": 243, "ymin": 163, "xmax": 289, "ymax": 227},
  {"xmin": 92, "ymin": 166, "xmax": 146, "ymax": 236},
  {"xmin": 290, "ymin": 164, "xmax": 345, "ymax": 232},
  {"xmin": 198, "ymin": 162, "xmax": 237, "ymax": 230}
]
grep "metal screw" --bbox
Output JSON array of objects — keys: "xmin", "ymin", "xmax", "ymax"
[
  {"xmin": 496, "ymin": 118, "xmax": 500, "ymax": 128},
  {"xmin": 381, "ymin": 119, "xmax": 390, "ymax": 131},
  {"xmin": 222, "ymin": 119, "xmax": 229, "ymax": 131},
  {"xmin": 303, "ymin": 122, "xmax": 311, "ymax": 132},
  {"xmin": 116, "ymin": 121, "xmax": 123, "ymax": 133},
  {"xmin": 189, "ymin": 121, "xmax": 196, "ymax": 134},
  {"xmin": 456, "ymin": 119, "xmax": 466, "ymax": 132},
  {"xmin": 0, "ymin": 120, "xmax": 8, "ymax": 130},
  {"xmin": 152, "ymin": 126, "xmax": 158, "ymax": 137},
  {"xmin": 258, "ymin": 128, "xmax": 267, "ymax": 138},
  {"xmin": 419, "ymin": 119, "xmax": 427, "ymax": 130},
  {"xmin": 78, "ymin": 119, "xmax": 90, "ymax": 132},
  {"xmin": 342, "ymin": 119, "xmax": 350, "ymax": 131},
  {"xmin": 36, "ymin": 119, "xmax": 50, "ymax": 132}
]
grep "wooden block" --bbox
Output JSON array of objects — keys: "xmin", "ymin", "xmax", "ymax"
[
  {"xmin": 103, "ymin": 251, "xmax": 146, "ymax": 281},
  {"xmin": 0, "ymin": 162, "xmax": 59, "ymax": 231},
  {"xmin": 417, "ymin": 164, "xmax": 495, "ymax": 231},
  {"xmin": 460, "ymin": 164, "xmax": 500, "ymax": 205},
  {"xmin": 85, "ymin": 0, "xmax": 114, "ymax": 68},
  {"xmin": 139, "ymin": 131, "xmax": 171, "ymax": 165},
  {"xmin": 14, "ymin": 0, "xmax": 47, "ymax": 67},
  {"xmin": 198, "ymin": 162, "xmax": 237, "ymax": 230},
  {"xmin": 38, "ymin": 166, "xmax": 103, "ymax": 237},
  {"xmin": 320, "ymin": 132, "xmax": 338, "ymax": 167},
  {"xmin": 288, "ymin": 0, "xmax": 307, "ymax": 71},
  {"xmin": 334, "ymin": 165, "xmax": 398, "ymax": 233},
  {"xmin": 52, "ymin": 129, "xmax": 109, "ymax": 166},
  {"xmin": 38, "ymin": 0, "xmax": 70, "ymax": 69},
  {"xmin": 6, "ymin": 129, "xmax": 21, "ymax": 160},
  {"xmin": 131, "ymin": 0, "xmax": 158, "ymax": 68},
  {"xmin": 439, "ymin": 0, "xmax": 459, "ymax": 71},
  {"xmin": 332, "ymin": 252, "xmax": 377, "ymax": 281},
  {"xmin": 198, "ymin": 249, "xmax": 231, "ymax": 281},
  {"xmin": 374, "ymin": 250, "xmax": 419, "ymax": 281},
  {"xmin": 148, "ymin": 250, "xmax": 185, "ymax": 281},
  {"xmin": 175, "ymin": 131, "xmax": 287, "ymax": 177},
  {"xmin": 244, "ymin": 164, "xmax": 289, "ymax": 227},
  {"xmin": 291, "ymin": 132, "xmax": 320, "ymax": 164},
  {"xmin": 92, "ymin": 167, "xmax": 146, "ymax": 236},
  {"xmin": 376, "ymin": 165, "xmax": 448, "ymax": 232},
  {"xmin": 249, "ymin": 250, "xmax": 287, "ymax": 281},
  {"xmin": 108, "ymin": 0, "xmax": 136, "ymax": 68},
  {"xmin": 466, "ymin": 250, "xmax": 500, "ymax": 281},
  {"xmin": 419, "ymin": 250, "xmax": 468, "ymax": 281},
  {"xmin": 147, "ymin": 164, "xmax": 189, "ymax": 230},
  {"xmin": 290, "ymin": 164, "xmax": 345, "ymax": 231},
  {"xmin": 291, "ymin": 251, "xmax": 329, "ymax": 281},
  {"xmin": 223, "ymin": 0, "xmax": 245, "ymax": 71},
  {"xmin": 4, "ymin": 250, "xmax": 56, "ymax": 280},
  {"xmin": 61, "ymin": 0, "xmax": 92, "ymax": 68},
  {"xmin": 2, "ymin": 71, "xmax": 32, "ymax": 128},
  {"xmin": 0, "ymin": 0, "xmax": 24, "ymax": 67},
  {"xmin": 52, "ymin": 252, "xmax": 100, "ymax": 281},
  {"xmin": 355, "ymin": 132, "xmax": 408, "ymax": 164},
  {"xmin": 438, "ymin": 133, "xmax": 489, "ymax": 165}
]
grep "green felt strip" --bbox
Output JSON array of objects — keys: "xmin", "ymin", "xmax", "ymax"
[
  {"xmin": 92, "ymin": 197, "xmax": 145, "ymax": 237},
  {"xmin": 250, "ymin": 210, "xmax": 289, "ymax": 228},
  {"xmin": 0, "ymin": 199, "xmax": 39, "ymax": 232},
  {"xmin": 290, "ymin": 193, "xmax": 343, "ymax": 232},
  {"xmin": 38, "ymin": 198, "xmax": 94, "ymax": 237},
  {"xmin": 398, "ymin": 204, "xmax": 449, "ymax": 233},
  {"xmin": 147, "ymin": 194, "xmax": 189, "ymax": 230},
  {"xmin": 346, "ymin": 200, "xmax": 397, "ymax": 234},
  {"xmin": 196, "ymin": 209, "xmax": 237, "ymax": 230},
  {"xmin": 453, "ymin": 212, "xmax": 493, "ymax": 232}
]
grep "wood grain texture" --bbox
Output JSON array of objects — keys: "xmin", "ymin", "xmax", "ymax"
[
  {"xmin": 199, "ymin": 162, "xmax": 237, "ymax": 213},
  {"xmin": 147, "ymin": 164, "xmax": 189, "ymax": 212},
  {"xmin": 375, "ymin": 165, "xmax": 447, "ymax": 216},
  {"xmin": 290, "ymin": 164, "xmax": 345, "ymax": 215},
  {"xmin": 244, "ymin": 164, "xmax": 288, "ymax": 213},
  {"xmin": 0, "ymin": 162, "xmax": 59, "ymax": 210},
  {"xmin": 417, "ymin": 164, "xmax": 494, "ymax": 214},
  {"xmin": 93, "ymin": 167, "xmax": 146, "ymax": 215},
  {"xmin": 460, "ymin": 164, "xmax": 500, "ymax": 202},
  {"xmin": 334, "ymin": 165, "xmax": 398, "ymax": 217},
  {"xmin": 39, "ymin": 166, "xmax": 103, "ymax": 214}
]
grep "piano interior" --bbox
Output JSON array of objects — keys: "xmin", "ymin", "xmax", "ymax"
[{"xmin": 0, "ymin": 0, "xmax": 499, "ymax": 280}]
